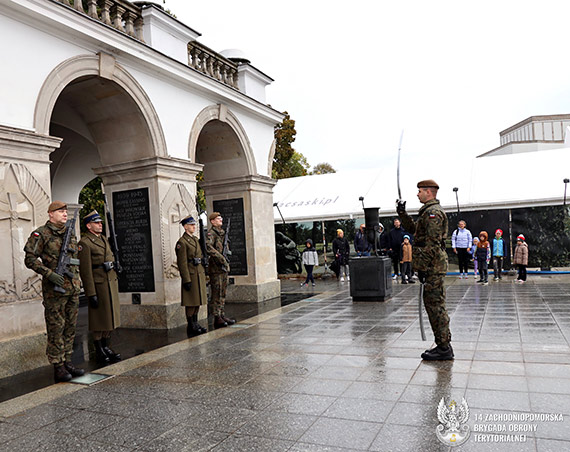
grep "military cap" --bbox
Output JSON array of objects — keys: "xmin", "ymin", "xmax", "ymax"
[
  {"xmin": 417, "ymin": 179, "xmax": 439, "ymax": 189},
  {"xmin": 48, "ymin": 201, "xmax": 67, "ymax": 212},
  {"xmin": 180, "ymin": 215, "xmax": 196, "ymax": 226},
  {"xmin": 208, "ymin": 212, "xmax": 222, "ymax": 222},
  {"xmin": 83, "ymin": 210, "xmax": 103, "ymax": 225}
]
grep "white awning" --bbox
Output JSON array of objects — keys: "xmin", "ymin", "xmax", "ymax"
[{"xmin": 273, "ymin": 148, "xmax": 570, "ymax": 223}]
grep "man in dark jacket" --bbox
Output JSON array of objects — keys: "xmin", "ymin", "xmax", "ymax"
[
  {"xmin": 354, "ymin": 224, "xmax": 372, "ymax": 256},
  {"xmin": 388, "ymin": 218, "xmax": 408, "ymax": 280}
]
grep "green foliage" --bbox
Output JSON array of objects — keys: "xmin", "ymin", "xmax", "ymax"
[
  {"xmin": 272, "ymin": 112, "xmax": 310, "ymax": 179},
  {"xmin": 310, "ymin": 162, "xmax": 336, "ymax": 175},
  {"xmin": 196, "ymin": 171, "xmax": 206, "ymax": 211},
  {"xmin": 78, "ymin": 177, "xmax": 105, "ymax": 233}
]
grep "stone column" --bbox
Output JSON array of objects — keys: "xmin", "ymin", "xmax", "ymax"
[
  {"xmin": 0, "ymin": 125, "xmax": 61, "ymax": 377},
  {"xmin": 95, "ymin": 156, "xmax": 203, "ymax": 329},
  {"xmin": 200, "ymin": 175, "xmax": 280, "ymax": 303}
]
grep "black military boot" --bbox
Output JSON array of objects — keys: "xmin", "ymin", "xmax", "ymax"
[
  {"xmin": 64, "ymin": 362, "xmax": 85, "ymax": 377},
  {"xmin": 192, "ymin": 314, "xmax": 207, "ymax": 334},
  {"xmin": 101, "ymin": 338, "xmax": 121, "ymax": 362},
  {"xmin": 94, "ymin": 339, "xmax": 110, "ymax": 364},
  {"xmin": 214, "ymin": 316, "xmax": 228, "ymax": 329},
  {"xmin": 186, "ymin": 317, "xmax": 200, "ymax": 337},
  {"xmin": 221, "ymin": 314, "xmax": 236, "ymax": 325},
  {"xmin": 421, "ymin": 344, "xmax": 454, "ymax": 361},
  {"xmin": 54, "ymin": 364, "xmax": 72, "ymax": 383}
]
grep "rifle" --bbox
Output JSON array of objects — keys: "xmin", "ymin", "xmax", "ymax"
[
  {"xmin": 101, "ymin": 184, "xmax": 122, "ymax": 273},
  {"xmin": 222, "ymin": 218, "xmax": 232, "ymax": 262},
  {"xmin": 54, "ymin": 209, "xmax": 80, "ymax": 294},
  {"xmin": 196, "ymin": 202, "xmax": 208, "ymax": 269}
]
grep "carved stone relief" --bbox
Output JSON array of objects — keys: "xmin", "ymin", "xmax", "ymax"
[
  {"xmin": 159, "ymin": 183, "xmax": 196, "ymax": 279},
  {"xmin": 0, "ymin": 162, "xmax": 50, "ymax": 302}
]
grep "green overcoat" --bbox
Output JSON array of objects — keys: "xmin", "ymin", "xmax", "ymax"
[
  {"xmin": 175, "ymin": 232, "xmax": 207, "ymax": 306},
  {"xmin": 78, "ymin": 232, "xmax": 121, "ymax": 331}
]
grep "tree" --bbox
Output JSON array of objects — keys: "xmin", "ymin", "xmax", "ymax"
[
  {"xmin": 311, "ymin": 162, "xmax": 336, "ymax": 175},
  {"xmin": 272, "ymin": 112, "xmax": 310, "ymax": 179},
  {"xmin": 79, "ymin": 177, "xmax": 105, "ymax": 233}
]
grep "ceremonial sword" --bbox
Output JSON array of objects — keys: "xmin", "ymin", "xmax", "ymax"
[{"xmin": 396, "ymin": 130, "xmax": 426, "ymax": 341}]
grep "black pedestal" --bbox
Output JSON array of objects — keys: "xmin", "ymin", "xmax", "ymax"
[{"xmin": 349, "ymin": 256, "xmax": 392, "ymax": 301}]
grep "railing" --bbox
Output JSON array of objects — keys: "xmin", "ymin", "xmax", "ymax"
[
  {"xmin": 57, "ymin": 0, "xmax": 144, "ymax": 41},
  {"xmin": 188, "ymin": 41, "xmax": 239, "ymax": 90}
]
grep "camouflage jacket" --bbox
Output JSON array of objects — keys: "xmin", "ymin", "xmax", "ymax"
[
  {"xmin": 24, "ymin": 221, "xmax": 81, "ymax": 295},
  {"xmin": 206, "ymin": 226, "xmax": 229, "ymax": 274},
  {"xmin": 399, "ymin": 199, "xmax": 448, "ymax": 273}
]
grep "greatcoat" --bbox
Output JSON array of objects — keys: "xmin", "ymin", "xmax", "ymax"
[
  {"xmin": 175, "ymin": 232, "xmax": 207, "ymax": 306},
  {"xmin": 78, "ymin": 232, "xmax": 121, "ymax": 331}
]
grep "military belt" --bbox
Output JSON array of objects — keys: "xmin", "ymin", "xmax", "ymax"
[
  {"xmin": 92, "ymin": 261, "xmax": 114, "ymax": 272},
  {"xmin": 191, "ymin": 258, "xmax": 206, "ymax": 266}
]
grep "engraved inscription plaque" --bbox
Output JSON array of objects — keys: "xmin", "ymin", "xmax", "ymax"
[
  {"xmin": 113, "ymin": 188, "xmax": 155, "ymax": 292},
  {"xmin": 213, "ymin": 198, "xmax": 248, "ymax": 276}
]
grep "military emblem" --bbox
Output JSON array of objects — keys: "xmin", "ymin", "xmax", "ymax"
[{"xmin": 435, "ymin": 397, "xmax": 470, "ymax": 447}]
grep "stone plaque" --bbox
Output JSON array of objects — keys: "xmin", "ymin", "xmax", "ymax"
[
  {"xmin": 113, "ymin": 188, "xmax": 155, "ymax": 292},
  {"xmin": 213, "ymin": 198, "xmax": 248, "ymax": 276}
]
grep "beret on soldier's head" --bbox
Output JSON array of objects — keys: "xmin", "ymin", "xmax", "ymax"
[
  {"xmin": 417, "ymin": 179, "xmax": 439, "ymax": 189},
  {"xmin": 208, "ymin": 212, "xmax": 222, "ymax": 222},
  {"xmin": 83, "ymin": 210, "xmax": 102, "ymax": 225},
  {"xmin": 180, "ymin": 215, "xmax": 196, "ymax": 226},
  {"xmin": 48, "ymin": 201, "xmax": 67, "ymax": 212}
]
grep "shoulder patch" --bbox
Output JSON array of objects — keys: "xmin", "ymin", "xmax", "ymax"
[
  {"xmin": 78, "ymin": 244, "xmax": 82, "ymax": 252},
  {"xmin": 176, "ymin": 243, "xmax": 181, "ymax": 249},
  {"xmin": 429, "ymin": 214, "xmax": 436, "ymax": 218},
  {"xmin": 33, "ymin": 231, "xmax": 40, "ymax": 237}
]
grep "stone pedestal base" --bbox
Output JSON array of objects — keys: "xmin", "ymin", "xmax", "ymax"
[
  {"xmin": 227, "ymin": 279, "xmax": 281, "ymax": 303},
  {"xmin": 0, "ymin": 332, "xmax": 47, "ymax": 379}
]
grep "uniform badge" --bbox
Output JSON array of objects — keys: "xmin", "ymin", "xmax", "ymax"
[
  {"xmin": 435, "ymin": 397, "xmax": 470, "ymax": 446},
  {"xmin": 33, "ymin": 231, "xmax": 40, "ymax": 237},
  {"xmin": 176, "ymin": 243, "xmax": 181, "ymax": 249},
  {"xmin": 429, "ymin": 214, "xmax": 436, "ymax": 218},
  {"xmin": 78, "ymin": 245, "xmax": 82, "ymax": 251}
]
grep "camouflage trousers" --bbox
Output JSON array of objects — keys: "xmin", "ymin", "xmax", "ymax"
[
  {"xmin": 42, "ymin": 292, "xmax": 80, "ymax": 365},
  {"xmin": 423, "ymin": 271, "xmax": 451, "ymax": 346},
  {"xmin": 209, "ymin": 273, "xmax": 228, "ymax": 316}
]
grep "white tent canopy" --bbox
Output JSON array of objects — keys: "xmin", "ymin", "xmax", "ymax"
[{"xmin": 273, "ymin": 148, "xmax": 570, "ymax": 223}]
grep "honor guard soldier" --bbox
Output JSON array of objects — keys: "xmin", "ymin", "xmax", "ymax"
[
  {"xmin": 175, "ymin": 215, "xmax": 208, "ymax": 336},
  {"xmin": 397, "ymin": 180, "xmax": 453, "ymax": 360},
  {"xmin": 24, "ymin": 201, "xmax": 85, "ymax": 382},
  {"xmin": 206, "ymin": 212, "xmax": 236, "ymax": 328},
  {"xmin": 78, "ymin": 211, "xmax": 121, "ymax": 364}
]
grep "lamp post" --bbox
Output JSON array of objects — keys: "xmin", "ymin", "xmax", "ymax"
[{"xmin": 564, "ymin": 179, "xmax": 569, "ymax": 207}]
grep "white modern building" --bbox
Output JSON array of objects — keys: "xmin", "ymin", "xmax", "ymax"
[{"xmin": 0, "ymin": 0, "xmax": 283, "ymax": 377}]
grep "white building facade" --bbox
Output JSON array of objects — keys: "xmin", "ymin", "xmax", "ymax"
[{"xmin": 0, "ymin": 0, "xmax": 282, "ymax": 377}]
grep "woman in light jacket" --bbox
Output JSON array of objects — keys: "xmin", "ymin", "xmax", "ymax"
[{"xmin": 301, "ymin": 239, "xmax": 318, "ymax": 286}]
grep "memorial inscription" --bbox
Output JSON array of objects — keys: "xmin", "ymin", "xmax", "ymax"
[
  {"xmin": 213, "ymin": 198, "xmax": 248, "ymax": 276},
  {"xmin": 113, "ymin": 188, "xmax": 155, "ymax": 292}
]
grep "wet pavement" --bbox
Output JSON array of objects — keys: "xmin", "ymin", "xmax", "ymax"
[{"xmin": 1, "ymin": 275, "xmax": 570, "ymax": 451}]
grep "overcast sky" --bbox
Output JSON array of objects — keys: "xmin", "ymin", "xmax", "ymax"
[{"xmin": 165, "ymin": 0, "xmax": 570, "ymax": 173}]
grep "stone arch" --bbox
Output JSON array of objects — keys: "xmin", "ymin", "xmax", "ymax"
[
  {"xmin": 34, "ymin": 53, "xmax": 166, "ymax": 158},
  {"xmin": 188, "ymin": 104, "xmax": 257, "ymax": 176},
  {"xmin": 266, "ymin": 139, "xmax": 277, "ymax": 176}
]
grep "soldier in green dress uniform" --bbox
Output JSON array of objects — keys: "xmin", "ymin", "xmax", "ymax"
[
  {"xmin": 24, "ymin": 201, "xmax": 85, "ymax": 382},
  {"xmin": 78, "ymin": 211, "xmax": 121, "ymax": 364},
  {"xmin": 397, "ymin": 180, "xmax": 453, "ymax": 360},
  {"xmin": 175, "ymin": 215, "xmax": 208, "ymax": 336}
]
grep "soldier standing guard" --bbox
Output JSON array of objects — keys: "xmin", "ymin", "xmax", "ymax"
[
  {"xmin": 397, "ymin": 180, "xmax": 453, "ymax": 360},
  {"xmin": 175, "ymin": 215, "xmax": 208, "ymax": 337},
  {"xmin": 206, "ymin": 212, "xmax": 236, "ymax": 328},
  {"xmin": 78, "ymin": 211, "xmax": 121, "ymax": 364},
  {"xmin": 24, "ymin": 201, "xmax": 85, "ymax": 382}
]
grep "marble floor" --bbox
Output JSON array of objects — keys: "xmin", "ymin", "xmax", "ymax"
[{"xmin": 1, "ymin": 276, "xmax": 570, "ymax": 451}]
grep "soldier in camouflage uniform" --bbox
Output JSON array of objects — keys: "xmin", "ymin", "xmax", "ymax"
[
  {"xmin": 397, "ymin": 180, "xmax": 453, "ymax": 360},
  {"xmin": 206, "ymin": 212, "xmax": 236, "ymax": 328},
  {"xmin": 23, "ymin": 201, "xmax": 85, "ymax": 382}
]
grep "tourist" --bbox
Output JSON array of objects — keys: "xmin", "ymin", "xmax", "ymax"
[
  {"xmin": 475, "ymin": 231, "xmax": 490, "ymax": 285},
  {"xmin": 332, "ymin": 229, "xmax": 350, "ymax": 282},
  {"xmin": 301, "ymin": 239, "xmax": 318, "ymax": 287},
  {"xmin": 513, "ymin": 234, "xmax": 528, "ymax": 283},
  {"xmin": 451, "ymin": 220, "xmax": 472, "ymax": 279}
]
